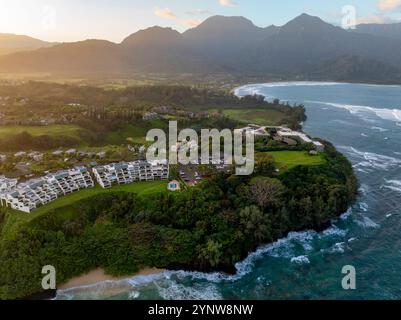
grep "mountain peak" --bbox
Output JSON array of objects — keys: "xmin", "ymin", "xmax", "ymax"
[
  {"xmin": 284, "ymin": 13, "xmax": 331, "ymax": 29},
  {"xmin": 187, "ymin": 15, "xmax": 260, "ymax": 32},
  {"xmin": 121, "ymin": 26, "xmax": 182, "ymax": 46}
]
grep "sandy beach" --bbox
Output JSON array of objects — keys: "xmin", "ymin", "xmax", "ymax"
[{"xmin": 59, "ymin": 267, "xmax": 165, "ymax": 290}]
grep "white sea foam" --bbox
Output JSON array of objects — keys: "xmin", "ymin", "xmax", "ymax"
[
  {"xmin": 340, "ymin": 208, "xmax": 353, "ymax": 221},
  {"xmin": 319, "ymin": 225, "xmax": 348, "ymax": 238},
  {"xmin": 371, "ymin": 126, "xmax": 389, "ymax": 132},
  {"xmin": 316, "ymin": 102, "xmax": 401, "ymax": 123},
  {"xmin": 382, "ymin": 180, "xmax": 401, "ymax": 193},
  {"xmin": 156, "ymin": 281, "xmax": 223, "ymax": 300},
  {"xmin": 359, "ymin": 202, "xmax": 369, "ymax": 212},
  {"xmin": 355, "ymin": 216, "xmax": 380, "ymax": 229},
  {"xmin": 359, "ymin": 184, "xmax": 369, "ymax": 196},
  {"xmin": 128, "ymin": 290, "xmax": 140, "ymax": 299},
  {"xmin": 328, "ymin": 242, "xmax": 347, "ymax": 254},
  {"xmin": 234, "ymin": 82, "xmax": 342, "ymax": 99},
  {"xmin": 291, "ymin": 255, "xmax": 310, "ymax": 265},
  {"xmin": 338, "ymin": 146, "xmax": 401, "ymax": 171}
]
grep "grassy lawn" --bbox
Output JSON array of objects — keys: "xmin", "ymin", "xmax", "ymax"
[
  {"xmin": 106, "ymin": 124, "xmax": 148, "ymax": 145},
  {"xmin": 210, "ymin": 108, "xmax": 286, "ymax": 126},
  {"xmin": 1, "ymin": 180, "xmax": 167, "ymax": 240},
  {"xmin": 0, "ymin": 124, "xmax": 86, "ymax": 139},
  {"xmin": 264, "ymin": 151, "xmax": 326, "ymax": 171},
  {"xmin": 105, "ymin": 120, "xmax": 168, "ymax": 145}
]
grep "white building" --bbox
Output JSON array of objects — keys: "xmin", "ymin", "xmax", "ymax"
[
  {"xmin": 93, "ymin": 160, "xmax": 169, "ymax": 189},
  {"xmin": 239, "ymin": 124, "xmax": 269, "ymax": 137},
  {"xmin": 65, "ymin": 149, "xmax": 77, "ymax": 156},
  {"xmin": 0, "ymin": 176, "xmax": 18, "ymax": 193},
  {"xmin": 142, "ymin": 112, "xmax": 159, "ymax": 121},
  {"xmin": 14, "ymin": 151, "xmax": 26, "ymax": 158},
  {"xmin": 96, "ymin": 151, "xmax": 106, "ymax": 159},
  {"xmin": 276, "ymin": 127, "xmax": 313, "ymax": 144},
  {"xmin": 52, "ymin": 150, "xmax": 63, "ymax": 156},
  {"xmin": 28, "ymin": 152, "xmax": 44, "ymax": 161},
  {"xmin": 0, "ymin": 167, "xmax": 94, "ymax": 213},
  {"xmin": 275, "ymin": 127, "xmax": 325, "ymax": 152}
]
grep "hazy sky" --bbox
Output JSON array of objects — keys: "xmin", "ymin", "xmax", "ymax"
[{"xmin": 1, "ymin": 0, "xmax": 401, "ymax": 42}]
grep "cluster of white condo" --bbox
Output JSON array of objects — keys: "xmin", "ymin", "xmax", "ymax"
[
  {"xmin": 0, "ymin": 168, "xmax": 94, "ymax": 213},
  {"xmin": 0, "ymin": 160, "xmax": 169, "ymax": 213},
  {"xmin": 92, "ymin": 160, "xmax": 169, "ymax": 188}
]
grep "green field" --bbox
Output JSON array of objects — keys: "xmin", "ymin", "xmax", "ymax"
[
  {"xmin": 212, "ymin": 108, "xmax": 287, "ymax": 125},
  {"xmin": 0, "ymin": 124, "xmax": 85, "ymax": 139},
  {"xmin": 265, "ymin": 151, "xmax": 326, "ymax": 171},
  {"xmin": 105, "ymin": 120, "xmax": 168, "ymax": 145},
  {"xmin": 1, "ymin": 180, "xmax": 167, "ymax": 240}
]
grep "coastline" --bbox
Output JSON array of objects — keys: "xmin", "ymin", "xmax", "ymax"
[{"xmin": 59, "ymin": 267, "xmax": 166, "ymax": 291}]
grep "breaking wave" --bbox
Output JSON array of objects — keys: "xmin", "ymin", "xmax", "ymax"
[
  {"xmin": 338, "ymin": 146, "xmax": 401, "ymax": 171},
  {"xmin": 155, "ymin": 281, "xmax": 223, "ymax": 300},
  {"xmin": 382, "ymin": 179, "xmax": 401, "ymax": 193},
  {"xmin": 316, "ymin": 102, "xmax": 401, "ymax": 123}
]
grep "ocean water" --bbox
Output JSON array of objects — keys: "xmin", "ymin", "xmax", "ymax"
[{"xmin": 56, "ymin": 82, "xmax": 401, "ymax": 300}]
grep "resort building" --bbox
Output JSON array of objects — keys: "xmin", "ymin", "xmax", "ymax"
[
  {"xmin": 239, "ymin": 124, "xmax": 270, "ymax": 136},
  {"xmin": 0, "ymin": 167, "xmax": 94, "ymax": 213},
  {"xmin": 65, "ymin": 149, "xmax": 77, "ymax": 156},
  {"xmin": 92, "ymin": 160, "xmax": 169, "ymax": 189},
  {"xmin": 0, "ymin": 176, "xmax": 18, "ymax": 193},
  {"xmin": 142, "ymin": 112, "xmax": 159, "ymax": 121},
  {"xmin": 14, "ymin": 151, "xmax": 26, "ymax": 158},
  {"xmin": 273, "ymin": 127, "xmax": 325, "ymax": 152},
  {"xmin": 276, "ymin": 127, "xmax": 313, "ymax": 144},
  {"xmin": 28, "ymin": 152, "xmax": 44, "ymax": 161}
]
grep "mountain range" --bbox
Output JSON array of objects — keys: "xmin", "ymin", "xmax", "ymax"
[
  {"xmin": 1, "ymin": 14, "xmax": 401, "ymax": 82},
  {"xmin": 0, "ymin": 33, "xmax": 55, "ymax": 57}
]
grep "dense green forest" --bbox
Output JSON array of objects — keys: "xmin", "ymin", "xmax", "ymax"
[{"xmin": 0, "ymin": 142, "xmax": 358, "ymax": 299}]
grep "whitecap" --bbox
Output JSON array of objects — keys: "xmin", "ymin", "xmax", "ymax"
[
  {"xmin": 382, "ymin": 179, "xmax": 401, "ymax": 193},
  {"xmin": 315, "ymin": 101, "xmax": 401, "ymax": 123},
  {"xmin": 355, "ymin": 216, "xmax": 380, "ymax": 229},
  {"xmin": 128, "ymin": 290, "xmax": 140, "ymax": 299},
  {"xmin": 328, "ymin": 242, "xmax": 347, "ymax": 254},
  {"xmin": 155, "ymin": 281, "xmax": 222, "ymax": 300},
  {"xmin": 320, "ymin": 225, "xmax": 348, "ymax": 238},
  {"xmin": 371, "ymin": 126, "xmax": 389, "ymax": 132},
  {"xmin": 338, "ymin": 146, "xmax": 401, "ymax": 171},
  {"xmin": 359, "ymin": 184, "xmax": 369, "ymax": 195},
  {"xmin": 359, "ymin": 202, "xmax": 369, "ymax": 212},
  {"xmin": 291, "ymin": 255, "xmax": 310, "ymax": 265}
]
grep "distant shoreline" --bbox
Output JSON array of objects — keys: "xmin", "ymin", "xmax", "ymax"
[{"xmin": 58, "ymin": 267, "xmax": 165, "ymax": 291}]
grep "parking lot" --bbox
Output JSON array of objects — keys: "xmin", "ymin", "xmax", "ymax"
[{"xmin": 178, "ymin": 164, "xmax": 203, "ymax": 187}]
